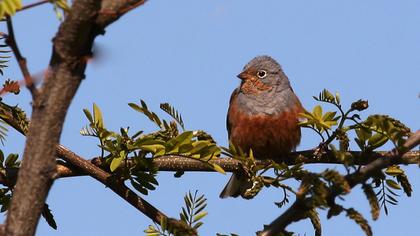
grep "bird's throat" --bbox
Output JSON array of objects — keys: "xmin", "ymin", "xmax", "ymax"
[{"xmin": 240, "ymin": 77, "xmax": 272, "ymax": 95}]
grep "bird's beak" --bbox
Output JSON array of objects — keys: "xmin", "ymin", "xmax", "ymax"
[{"xmin": 237, "ymin": 71, "xmax": 251, "ymax": 80}]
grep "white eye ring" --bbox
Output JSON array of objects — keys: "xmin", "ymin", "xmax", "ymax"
[{"xmin": 257, "ymin": 70, "xmax": 267, "ymax": 79}]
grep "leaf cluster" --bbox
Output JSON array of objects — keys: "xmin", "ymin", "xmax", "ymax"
[
  {"xmin": 0, "ymin": 35, "xmax": 11, "ymax": 77},
  {"xmin": 81, "ymin": 101, "xmax": 224, "ymax": 196},
  {"xmin": 0, "ymin": 150, "xmax": 57, "ymax": 229},
  {"xmin": 145, "ymin": 190, "xmax": 208, "ymax": 236},
  {"xmin": 220, "ymin": 89, "xmax": 414, "ymax": 235},
  {"xmin": 0, "ymin": 0, "xmax": 21, "ymax": 19},
  {"xmin": 290, "ymin": 89, "xmax": 414, "ymax": 235}
]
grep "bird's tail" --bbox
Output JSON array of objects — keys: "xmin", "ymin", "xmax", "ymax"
[{"xmin": 219, "ymin": 174, "xmax": 251, "ymax": 198}]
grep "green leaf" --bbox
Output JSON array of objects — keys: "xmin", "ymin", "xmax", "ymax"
[
  {"xmin": 0, "ymin": 0, "xmax": 22, "ymax": 18},
  {"xmin": 322, "ymin": 111, "xmax": 337, "ymax": 121},
  {"xmin": 0, "ymin": 150, "xmax": 4, "ymax": 164},
  {"xmin": 129, "ymin": 100, "xmax": 163, "ymax": 128},
  {"xmin": 362, "ymin": 184, "xmax": 380, "ymax": 220},
  {"xmin": 160, "ymin": 103, "xmax": 185, "ymax": 131},
  {"xmin": 313, "ymin": 105, "xmax": 322, "ymax": 119},
  {"xmin": 41, "ymin": 203, "xmax": 57, "ymax": 230},
  {"xmin": 130, "ymin": 179, "xmax": 148, "ymax": 195},
  {"xmin": 211, "ymin": 163, "xmax": 225, "ymax": 174},
  {"xmin": 193, "ymin": 211, "xmax": 208, "ymax": 223},
  {"xmin": 355, "ymin": 128, "xmax": 372, "ymax": 142},
  {"xmin": 82, "ymin": 108, "xmax": 93, "ymax": 123},
  {"xmin": 193, "ymin": 221, "xmax": 204, "ymax": 229},
  {"xmin": 110, "ymin": 152, "xmax": 125, "ymax": 172},
  {"xmin": 345, "ymin": 208, "xmax": 372, "ymax": 236},
  {"xmin": 5, "ymin": 153, "xmax": 18, "ymax": 168},
  {"xmin": 93, "ymin": 103, "xmax": 103, "ymax": 128},
  {"xmin": 335, "ymin": 92, "xmax": 341, "ymax": 105},
  {"xmin": 140, "ymin": 144, "xmax": 166, "ymax": 155},
  {"xmin": 385, "ymin": 166, "xmax": 404, "ymax": 176},
  {"xmin": 167, "ymin": 131, "xmax": 193, "ymax": 150},
  {"xmin": 368, "ymin": 133, "xmax": 388, "ymax": 150},
  {"xmin": 385, "ymin": 179, "xmax": 401, "ymax": 190},
  {"xmin": 144, "ymin": 225, "xmax": 160, "ymax": 236},
  {"xmin": 53, "ymin": 0, "xmax": 70, "ymax": 12},
  {"xmin": 307, "ymin": 208, "xmax": 321, "ymax": 236},
  {"xmin": 396, "ymin": 172, "xmax": 412, "ymax": 197}
]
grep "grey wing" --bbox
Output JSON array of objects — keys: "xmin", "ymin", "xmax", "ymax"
[{"xmin": 226, "ymin": 88, "xmax": 240, "ymax": 139}]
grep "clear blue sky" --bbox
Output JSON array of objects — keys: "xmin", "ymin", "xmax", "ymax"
[{"xmin": 1, "ymin": 0, "xmax": 419, "ymax": 235}]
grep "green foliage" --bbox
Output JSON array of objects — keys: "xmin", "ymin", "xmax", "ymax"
[
  {"xmin": 0, "ymin": 150, "xmax": 18, "ymax": 212},
  {"xmin": 362, "ymin": 184, "xmax": 380, "ymax": 220},
  {"xmin": 179, "ymin": 190, "xmax": 208, "ymax": 230},
  {"xmin": 51, "ymin": 0, "xmax": 70, "ymax": 20},
  {"xmin": 372, "ymin": 165, "xmax": 412, "ymax": 216},
  {"xmin": 160, "ymin": 103, "xmax": 185, "ymax": 131},
  {"xmin": 299, "ymin": 105, "xmax": 340, "ymax": 135},
  {"xmin": 0, "ymin": 119, "xmax": 7, "ymax": 145},
  {"xmin": 0, "ymin": 102, "xmax": 29, "ymax": 134},
  {"xmin": 0, "ymin": 35, "xmax": 11, "ymax": 76},
  {"xmin": 0, "ymin": 150, "xmax": 57, "ymax": 230},
  {"xmin": 82, "ymin": 101, "xmax": 224, "ymax": 196},
  {"xmin": 345, "ymin": 208, "xmax": 372, "ymax": 236},
  {"xmin": 0, "ymin": 187, "xmax": 11, "ymax": 212},
  {"xmin": 144, "ymin": 216, "xmax": 197, "ymax": 236},
  {"xmin": 307, "ymin": 208, "xmax": 321, "ymax": 236},
  {"xmin": 353, "ymin": 115, "xmax": 411, "ymax": 151},
  {"xmin": 144, "ymin": 191, "xmax": 207, "ymax": 236},
  {"xmin": 0, "ymin": 0, "xmax": 21, "ymax": 18},
  {"xmin": 220, "ymin": 89, "xmax": 413, "ymax": 234}
]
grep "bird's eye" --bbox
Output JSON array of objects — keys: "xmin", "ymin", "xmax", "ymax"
[{"xmin": 257, "ymin": 70, "xmax": 267, "ymax": 79}]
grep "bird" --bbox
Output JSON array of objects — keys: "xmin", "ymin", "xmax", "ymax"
[{"xmin": 219, "ymin": 55, "xmax": 304, "ymax": 198}]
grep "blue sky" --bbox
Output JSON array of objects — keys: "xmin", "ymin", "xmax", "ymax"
[{"xmin": 1, "ymin": 0, "xmax": 419, "ymax": 235}]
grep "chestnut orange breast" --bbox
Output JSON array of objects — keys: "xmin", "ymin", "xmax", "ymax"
[{"xmin": 227, "ymin": 93, "xmax": 303, "ymax": 161}]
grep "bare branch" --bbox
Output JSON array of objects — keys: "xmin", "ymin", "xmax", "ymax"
[
  {"xmin": 18, "ymin": 0, "xmax": 50, "ymax": 13},
  {"xmin": 260, "ymin": 130, "xmax": 420, "ymax": 236},
  {"xmin": 5, "ymin": 17, "xmax": 38, "ymax": 97}
]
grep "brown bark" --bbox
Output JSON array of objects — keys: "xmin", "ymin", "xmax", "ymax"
[{"xmin": 4, "ymin": 1, "xmax": 147, "ymax": 235}]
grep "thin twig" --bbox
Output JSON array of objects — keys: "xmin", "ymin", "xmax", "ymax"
[
  {"xmin": 5, "ymin": 17, "xmax": 37, "ymax": 97},
  {"xmin": 18, "ymin": 0, "xmax": 50, "ymax": 12}
]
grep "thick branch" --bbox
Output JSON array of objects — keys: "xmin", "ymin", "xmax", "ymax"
[
  {"xmin": 75, "ymin": 150, "xmax": 420, "ymax": 176},
  {"xmin": 260, "ymin": 130, "xmax": 420, "ymax": 236},
  {"xmin": 1, "ymin": 149, "xmax": 418, "ymax": 181},
  {"xmin": 5, "ymin": 1, "xmax": 149, "ymax": 235}
]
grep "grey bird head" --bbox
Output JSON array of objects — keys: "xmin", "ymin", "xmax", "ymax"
[
  {"xmin": 237, "ymin": 55, "xmax": 291, "ymax": 90},
  {"xmin": 235, "ymin": 55, "xmax": 297, "ymax": 115}
]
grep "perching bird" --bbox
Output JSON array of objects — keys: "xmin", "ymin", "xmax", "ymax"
[{"xmin": 220, "ymin": 55, "xmax": 304, "ymax": 198}]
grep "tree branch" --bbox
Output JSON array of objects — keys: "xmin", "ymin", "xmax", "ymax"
[
  {"xmin": 18, "ymin": 0, "xmax": 50, "ymax": 13},
  {"xmin": 5, "ymin": 17, "xmax": 37, "ymax": 97},
  {"xmin": 259, "ymin": 130, "xmax": 420, "ymax": 236},
  {"xmin": 55, "ymin": 146, "xmax": 185, "ymax": 232},
  {"xmin": 4, "ymin": 1, "xmax": 150, "ymax": 235}
]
